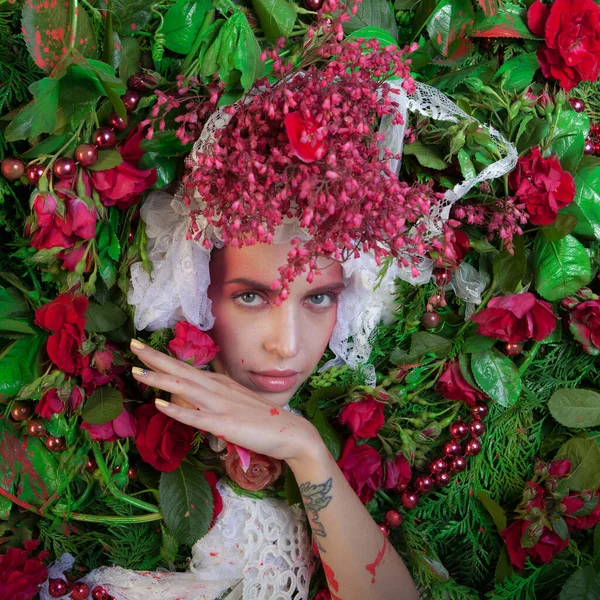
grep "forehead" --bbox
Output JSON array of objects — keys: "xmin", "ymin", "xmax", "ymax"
[{"xmin": 210, "ymin": 243, "xmax": 344, "ymax": 285}]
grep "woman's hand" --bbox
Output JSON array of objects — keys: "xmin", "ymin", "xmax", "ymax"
[{"xmin": 129, "ymin": 339, "xmax": 323, "ymax": 463}]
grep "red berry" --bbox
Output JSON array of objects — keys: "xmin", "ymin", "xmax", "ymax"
[
  {"xmin": 463, "ymin": 438, "xmax": 482, "ymax": 456},
  {"xmin": 108, "ymin": 112, "xmax": 129, "ymax": 132},
  {"xmin": 434, "ymin": 268, "xmax": 451, "ymax": 287},
  {"xmin": 127, "ymin": 73, "xmax": 158, "ymax": 92},
  {"xmin": 1, "ymin": 157, "xmax": 25, "ymax": 180},
  {"xmin": 421, "ymin": 311, "xmax": 440, "ymax": 329},
  {"xmin": 53, "ymin": 157, "xmax": 76, "ymax": 179},
  {"xmin": 471, "ymin": 403, "xmax": 489, "ymax": 419},
  {"xmin": 26, "ymin": 163, "xmax": 46, "ymax": 185},
  {"xmin": 27, "ymin": 419, "xmax": 46, "ymax": 437},
  {"xmin": 569, "ymin": 98, "xmax": 585, "ymax": 113},
  {"xmin": 49, "ymin": 578, "xmax": 69, "ymax": 597},
  {"xmin": 75, "ymin": 143, "xmax": 98, "ymax": 167},
  {"xmin": 435, "ymin": 471, "xmax": 451, "ymax": 487},
  {"xmin": 385, "ymin": 509, "xmax": 403, "ymax": 528},
  {"xmin": 429, "ymin": 457, "xmax": 447, "ymax": 474},
  {"xmin": 503, "ymin": 341, "xmax": 523, "ymax": 356},
  {"xmin": 378, "ymin": 522, "xmax": 390, "ymax": 536},
  {"xmin": 91, "ymin": 586, "xmax": 110, "ymax": 600},
  {"xmin": 584, "ymin": 140, "xmax": 595, "ymax": 155},
  {"xmin": 93, "ymin": 127, "xmax": 117, "ymax": 149},
  {"xmin": 11, "ymin": 401, "xmax": 32, "ymax": 422},
  {"xmin": 401, "ymin": 490, "xmax": 419, "ymax": 509},
  {"xmin": 304, "ymin": 0, "xmax": 323, "ymax": 9},
  {"xmin": 45, "ymin": 436, "xmax": 65, "ymax": 452},
  {"xmin": 86, "ymin": 456, "xmax": 97, "ymax": 472},
  {"xmin": 122, "ymin": 91, "xmax": 141, "ymax": 112},
  {"xmin": 127, "ymin": 466, "xmax": 138, "ymax": 480},
  {"xmin": 70, "ymin": 582, "xmax": 89, "ymax": 600},
  {"xmin": 415, "ymin": 474, "xmax": 434, "ymax": 494},
  {"xmin": 449, "ymin": 420, "xmax": 469, "ymax": 440},
  {"xmin": 469, "ymin": 419, "xmax": 486, "ymax": 437},
  {"xmin": 449, "ymin": 456, "xmax": 467, "ymax": 473},
  {"xmin": 442, "ymin": 439, "xmax": 462, "ymax": 458}
]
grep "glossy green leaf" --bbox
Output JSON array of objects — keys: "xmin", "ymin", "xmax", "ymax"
[
  {"xmin": 5, "ymin": 78, "xmax": 60, "ymax": 142},
  {"xmin": 252, "ymin": 0, "xmax": 297, "ymax": 44},
  {"xmin": 410, "ymin": 331, "xmax": 452, "ymax": 358},
  {"xmin": 0, "ymin": 318, "xmax": 38, "ymax": 336},
  {"xmin": 81, "ymin": 386, "xmax": 124, "ymax": 425},
  {"xmin": 163, "ymin": 0, "xmax": 214, "ymax": 54},
  {"xmin": 463, "ymin": 333, "xmax": 495, "ymax": 354},
  {"xmin": 403, "ymin": 141, "xmax": 448, "ymax": 170},
  {"xmin": 493, "ymin": 234, "xmax": 525, "ymax": 293},
  {"xmin": 138, "ymin": 152, "xmax": 177, "ymax": 188},
  {"xmin": 549, "ymin": 110, "xmax": 590, "ymax": 175},
  {"xmin": 549, "ymin": 389, "xmax": 600, "ymax": 429},
  {"xmin": 84, "ymin": 58, "xmax": 127, "ymax": 119},
  {"xmin": 22, "ymin": 1, "xmax": 97, "ymax": 73},
  {"xmin": 20, "ymin": 134, "xmax": 72, "ymax": 159},
  {"xmin": 84, "ymin": 300, "xmax": 128, "ymax": 333},
  {"xmin": 159, "ymin": 462, "xmax": 214, "ymax": 545},
  {"xmin": 87, "ymin": 150, "xmax": 124, "ymax": 171},
  {"xmin": 0, "ymin": 333, "xmax": 46, "ymax": 399},
  {"xmin": 46, "ymin": 413, "xmax": 69, "ymax": 438},
  {"xmin": 493, "ymin": 53, "xmax": 539, "ymax": 92},
  {"xmin": 471, "ymin": 2, "xmax": 537, "ymax": 38},
  {"xmin": 533, "ymin": 233, "xmax": 592, "ymax": 301},
  {"xmin": 562, "ymin": 165, "xmax": 600, "ymax": 239},
  {"xmin": 58, "ymin": 65, "xmax": 106, "ymax": 129},
  {"xmin": 555, "ymin": 437, "xmax": 600, "ymax": 491},
  {"xmin": 140, "ymin": 131, "xmax": 193, "ymax": 157},
  {"xmin": 541, "ymin": 213, "xmax": 578, "ymax": 242},
  {"xmin": 100, "ymin": 0, "xmax": 155, "ymax": 35},
  {"xmin": 560, "ymin": 566, "xmax": 600, "ymax": 600},
  {"xmin": 425, "ymin": 0, "xmax": 473, "ymax": 57},
  {"xmin": 344, "ymin": 0, "xmax": 398, "ymax": 41},
  {"xmin": 311, "ymin": 409, "xmax": 342, "ymax": 460},
  {"xmin": 117, "ymin": 35, "xmax": 142, "ymax": 83},
  {"xmin": 471, "ymin": 348, "xmax": 521, "ymax": 407},
  {"xmin": 347, "ymin": 26, "xmax": 398, "ymax": 47}
]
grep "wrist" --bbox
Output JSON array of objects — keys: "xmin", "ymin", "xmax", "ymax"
[{"xmin": 286, "ymin": 423, "xmax": 331, "ymax": 475}]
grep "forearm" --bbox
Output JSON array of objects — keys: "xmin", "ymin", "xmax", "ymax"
[{"xmin": 287, "ymin": 437, "xmax": 419, "ymax": 600}]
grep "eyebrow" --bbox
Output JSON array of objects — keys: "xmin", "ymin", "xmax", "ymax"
[{"xmin": 224, "ymin": 277, "xmax": 346, "ymax": 295}]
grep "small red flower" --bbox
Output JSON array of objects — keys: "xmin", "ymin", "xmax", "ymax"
[
  {"xmin": 82, "ymin": 405, "xmax": 137, "ymax": 442},
  {"xmin": 0, "ymin": 540, "xmax": 49, "ymax": 600},
  {"xmin": 564, "ymin": 492, "xmax": 600, "ymax": 531},
  {"xmin": 168, "ymin": 322, "xmax": 219, "ymax": 367},
  {"xmin": 383, "ymin": 453, "xmax": 412, "ymax": 490},
  {"xmin": 436, "ymin": 359, "xmax": 485, "ymax": 407},
  {"xmin": 338, "ymin": 396, "xmax": 385, "ymax": 439},
  {"xmin": 35, "ymin": 388, "xmax": 64, "ymax": 419},
  {"xmin": 284, "ymin": 112, "xmax": 326, "ymax": 163},
  {"xmin": 565, "ymin": 299, "xmax": 600, "ymax": 355},
  {"xmin": 337, "ymin": 438, "xmax": 383, "ymax": 504}
]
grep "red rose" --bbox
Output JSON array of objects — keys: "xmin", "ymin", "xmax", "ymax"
[
  {"xmin": 501, "ymin": 519, "xmax": 569, "ymax": 570},
  {"xmin": 564, "ymin": 492, "xmax": 600, "ymax": 531},
  {"xmin": 225, "ymin": 447, "xmax": 283, "ymax": 491},
  {"xmin": 284, "ymin": 112, "xmax": 326, "ymax": 163},
  {"xmin": 524, "ymin": 482, "xmax": 547, "ymax": 512},
  {"xmin": 548, "ymin": 459, "xmax": 571, "ymax": 477},
  {"xmin": 447, "ymin": 229, "xmax": 471, "ymax": 264},
  {"xmin": 383, "ymin": 453, "xmax": 412, "ymax": 491},
  {"xmin": 135, "ymin": 403, "xmax": 195, "ymax": 472},
  {"xmin": 35, "ymin": 388, "xmax": 64, "ymax": 419},
  {"xmin": 35, "ymin": 294, "xmax": 89, "ymax": 375},
  {"xmin": 81, "ymin": 345, "xmax": 127, "ymax": 394},
  {"xmin": 205, "ymin": 471, "xmax": 224, "ymax": 528},
  {"xmin": 57, "ymin": 245, "xmax": 92, "ymax": 273},
  {"xmin": 338, "ymin": 396, "xmax": 385, "ymax": 439},
  {"xmin": 528, "ymin": 0, "xmax": 600, "ymax": 92},
  {"xmin": 29, "ymin": 193, "xmax": 72, "ymax": 249},
  {"xmin": 337, "ymin": 438, "xmax": 383, "ymax": 504},
  {"xmin": 470, "ymin": 293, "xmax": 556, "ymax": 343},
  {"xmin": 168, "ymin": 322, "xmax": 220, "ymax": 367},
  {"xmin": 435, "ymin": 359, "xmax": 485, "ymax": 407},
  {"xmin": 91, "ymin": 160, "xmax": 157, "ymax": 210},
  {"xmin": 120, "ymin": 125, "xmax": 147, "ymax": 167},
  {"xmin": 508, "ymin": 147, "xmax": 575, "ymax": 226},
  {"xmin": 69, "ymin": 386, "xmax": 84, "ymax": 411},
  {"xmin": 0, "ymin": 540, "xmax": 49, "ymax": 600},
  {"xmin": 566, "ymin": 299, "xmax": 600, "ymax": 355},
  {"xmin": 82, "ymin": 406, "xmax": 137, "ymax": 442}
]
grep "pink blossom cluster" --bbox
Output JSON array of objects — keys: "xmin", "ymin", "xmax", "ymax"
[
  {"xmin": 183, "ymin": 37, "xmax": 446, "ymax": 295},
  {"xmin": 454, "ymin": 197, "xmax": 528, "ymax": 254}
]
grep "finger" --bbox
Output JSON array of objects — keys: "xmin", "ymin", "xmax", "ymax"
[
  {"xmin": 131, "ymin": 367, "xmax": 212, "ymax": 410},
  {"xmin": 154, "ymin": 398, "xmax": 220, "ymax": 433}
]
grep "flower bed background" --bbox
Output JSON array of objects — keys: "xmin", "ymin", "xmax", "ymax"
[{"xmin": 1, "ymin": 0, "xmax": 600, "ymax": 598}]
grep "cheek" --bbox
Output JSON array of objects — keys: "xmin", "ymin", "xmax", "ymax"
[{"xmin": 303, "ymin": 307, "xmax": 338, "ymax": 363}]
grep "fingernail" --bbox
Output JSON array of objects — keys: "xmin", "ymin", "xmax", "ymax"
[
  {"xmin": 132, "ymin": 366, "xmax": 147, "ymax": 376},
  {"xmin": 155, "ymin": 399, "xmax": 170, "ymax": 408},
  {"xmin": 130, "ymin": 339, "xmax": 145, "ymax": 350}
]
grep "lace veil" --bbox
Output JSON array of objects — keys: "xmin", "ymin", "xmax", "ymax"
[{"xmin": 128, "ymin": 82, "xmax": 517, "ymax": 386}]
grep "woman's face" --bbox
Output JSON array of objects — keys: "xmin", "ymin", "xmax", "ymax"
[{"xmin": 207, "ymin": 243, "xmax": 344, "ymax": 406}]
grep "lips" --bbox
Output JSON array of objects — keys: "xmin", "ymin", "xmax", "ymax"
[{"xmin": 248, "ymin": 370, "xmax": 300, "ymax": 393}]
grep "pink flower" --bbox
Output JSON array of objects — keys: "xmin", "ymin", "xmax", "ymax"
[
  {"xmin": 82, "ymin": 406, "xmax": 137, "ymax": 442},
  {"xmin": 91, "ymin": 161, "xmax": 157, "ymax": 210},
  {"xmin": 383, "ymin": 453, "xmax": 412, "ymax": 491},
  {"xmin": 565, "ymin": 299, "xmax": 600, "ymax": 355},
  {"xmin": 35, "ymin": 388, "xmax": 64, "ymax": 419},
  {"xmin": 0, "ymin": 540, "xmax": 49, "ymax": 600},
  {"xmin": 284, "ymin": 112, "xmax": 326, "ymax": 163},
  {"xmin": 69, "ymin": 387, "xmax": 84, "ymax": 411},
  {"xmin": 337, "ymin": 438, "xmax": 383, "ymax": 504},
  {"xmin": 436, "ymin": 359, "xmax": 485, "ymax": 407},
  {"xmin": 338, "ymin": 396, "xmax": 385, "ymax": 439},
  {"xmin": 548, "ymin": 459, "xmax": 571, "ymax": 477},
  {"xmin": 168, "ymin": 322, "xmax": 219, "ymax": 367},
  {"xmin": 57, "ymin": 245, "xmax": 92, "ymax": 273},
  {"xmin": 564, "ymin": 492, "xmax": 600, "ymax": 531},
  {"xmin": 470, "ymin": 293, "xmax": 556, "ymax": 343}
]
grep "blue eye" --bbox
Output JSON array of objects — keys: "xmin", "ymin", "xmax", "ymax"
[
  {"xmin": 236, "ymin": 292, "xmax": 264, "ymax": 307},
  {"xmin": 308, "ymin": 293, "xmax": 335, "ymax": 307}
]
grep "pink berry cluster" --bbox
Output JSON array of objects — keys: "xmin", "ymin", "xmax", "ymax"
[{"xmin": 182, "ymin": 36, "xmax": 447, "ymax": 297}]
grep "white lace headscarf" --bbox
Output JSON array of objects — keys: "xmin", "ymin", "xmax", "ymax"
[{"xmin": 127, "ymin": 82, "xmax": 517, "ymax": 385}]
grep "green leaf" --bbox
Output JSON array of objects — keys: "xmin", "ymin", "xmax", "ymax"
[
  {"xmin": 117, "ymin": 36, "xmax": 141, "ymax": 83},
  {"xmin": 550, "ymin": 110, "xmax": 590, "ymax": 175},
  {"xmin": 411, "ymin": 0, "xmax": 437, "ymax": 39},
  {"xmin": 0, "ymin": 318, "xmax": 37, "ymax": 336},
  {"xmin": 428, "ymin": 64, "xmax": 489, "ymax": 93},
  {"xmin": 347, "ymin": 26, "xmax": 398, "ymax": 47},
  {"xmin": 494, "ymin": 546, "xmax": 515, "ymax": 585},
  {"xmin": 559, "ymin": 565, "xmax": 600, "ymax": 600},
  {"xmin": 541, "ymin": 213, "xmax": 578, "ymax": 242},
  {"xmin": 5, "ymin": 78, "xmax": 60, "ymax": 142},
  {"xmin": 403, "ymin": 141, "xmax": 448, "ymax": 170},
  {"xmin": 410, "ymin": 331, "xmax": 452, "ymax": 358},
  {"xmin": 0, "ymin": 286, "xmax": 29, "ymax": 319},
  {"xmin": 552, "ymin": 516, "xmax": 569, "ymax": 540},
  {"xmin": 311, "ymin": 409, "xmax": 342, "ymax": 460},
  {"xmin": 459, "ymin": 350, "xmax": 482, "ymax": 392},
  {"xmin": 0, "ymin": 334, "xmax": 46, "ymax": 400},
  {"xmin": 517, "ymin": 118, "xmax": 549, "ymax": 154},
  {"xmin": 471, "ymin": 2, "xmax": 537, "ymax": 39},
  {"xmin": 252, "ymin": 0, "xmax": 297, "ymax": 44},
  {"xmin": 463, "ymin": 333, "xmax": 495, "ymax": 354},
  {"xmin": 343, "ymin": 0, "xmax": 398, "ymax": 41},
  {"xmin": 549, "ymin": 389, "xmax": 600, "ymax": 429},
  {"xmin": 533, "ymin": 233, "xmax": 592, "ymax": 301},
  {"xmin": 425, "ymin": 0, "xmax": 473, "ymax": 57},
  {"xmin": 84, "ymin": 58, "xmax": 127, "ymax": 119},
  {"xmin": 20, "ymin": 134, "xmax": 72, "ymax": 159},
  {"xmin": 562, "ymin": 165, "xmax": 600, "ymax": 239},
  {"xmin": 594, "ymin": 523, "xmax": 600, "ymax": 569},
  {"xmin": 86, "ymin": 149, "xmax": 124, "ymax": 171},
  {"xmin": 163, "ymin": 0, "xmax": 214, "ymax": 54},
  {"xmin": 457, "ymin": 149, "xmax": 477, "ymax": 180},
  {"xmin": 477, "ymin": 491, "xmax": 507, "ymax": 531},
  {"xmin": 84, "ymin": 300, "xmax": 128, "ymax": 333},
  {"xmin": 471, "ymin": 348, "xmax": 521, "ymax": 407},
  {"xmin": 46, "ymin": 413, "xmax": 69, "ymax": 438},
  {"xmin": 140, "ymin": 131, "xmax": 192, "ymax": 156},
  {"xmin": 81, "ymin": 386, "xmax": 124, "ymax": 425},
  {"xmin": 57, "ymin": 65, "xmax": 108, "ymax": 129},
  {"xmin": 493, "ymin": 53, "xmax": 539, "ymax": 92},
  {"xmin": 493, "ymin": 234, "xmax": 525, "ymax": 293},
  {"xmin": 306, "ymin": 386, "xmax": 345, "ymax": 419},
  {"xmin": 555, "ymin": 437, "xmax": 600, "ymax": 491},
  {"xmin": 22, "ymin": 1, "xmax": 97, "ymax": 73},
  {"xmin": 100, "ymin": 0, "xmax": 155, "ymax": 35},
  {"xmin": 138, "ymin": 153, "xmax": 177, "ymax": 188},
  {"xmin": 159, "ymin": 462, "xmax": 214, "ymax": 545}
]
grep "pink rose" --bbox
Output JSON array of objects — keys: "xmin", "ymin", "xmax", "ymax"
[
  {"xmin": 69, "ymin": 387, "xmax": 84, "ymax": 411},
  {"xmin": 168, "ymin": 322, "xmax": 219, "ymax": 367},
  {"xmin": 225, "ymin": 447, "xmax": 283, "ymax": 491},
  {"xmin": 337, "ymin": 438, "xmax": 383, "ymax": 504},
  {"xmin": 338, "ymin": 396, "xmax": 385, "ymax": 439},
  {"xmin": 564, "ymin": 492, "xmax": 600, "ymax": 531},
  {"xmin": 383, "ymin": 453, "xmax": 412, "ymax": 491},
  {"xmin": 565, "ymin": 299, "xmax": 600, "ymax": 355},
  {"xmin": 82, "ymin": 406, "xmax": 137, "ymax": 442},
  {"xmin": 284, "ymin": 112, "xmax": 326, "ymax": 163},
  {"xmin": 548, "ymin": 459, "xmax": 571, "ymax": 477},
  {"xmin": 57, "ymin": 245, "xmax": 92, "ymax": 273},
  {"xmin": 436, "ymin": 359, "xmax": 485, "ymax": 407},
  {"xmin": 470, "ymin": 293, "xmax": 556, "ymax": 343},
  {"xmin": 35, "ymin": 388, "xmax": 64, "ymax": 419},
  {"xmin": 81, "ymin": 344, "xmax": 126, "ymax": 394}
]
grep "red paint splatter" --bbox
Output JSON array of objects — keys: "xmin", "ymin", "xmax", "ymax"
[
  {"xmin": 209, "ymin": 552, "xmax": 219, "ymax": 556},
  {"xmin": 270, "ymin": 408, "xmax": 280, "ymax": 416},
  {"xmin": 366, "ymin": 536, "xmax": 388, "ymax": 584},
  {"xmin": 131, "ymin": 22, "xmax": 137, "ymax": 30},
  {"xmin": 190, "ymin": 503, "xmax": 195, "ymax": 509},
  {"xmin": 217, "ymin": 434, "xmax": 225, "ymax": 440},
  {"xmin": 241, "ymin": 359, "xmax": 244, "ymax": 363},
  {"xmin": 322, "ymin": 560, "xmax": 339, "ymax": 593}
]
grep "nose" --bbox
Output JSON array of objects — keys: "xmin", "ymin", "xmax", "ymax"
[{"xmin": 263, "ymin": 302, "xmax": 300, "ymax": 359}]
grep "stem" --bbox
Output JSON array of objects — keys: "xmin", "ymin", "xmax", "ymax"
[
  {"xmin": 69, "ymin": 0, "xmax": 79, "ymax": 50},
  {"xmin": 53, "ymin": 511, "xmax": 163, "ymax": 525},
  {"xmin": 102, "ymin": 0, "xmax": 114, "ymax": 65},
  {"xmin": 0, "ymin": 487, "xmax": 41, "ymax": 515},
  {"xmin": 519, "ymin": 341, "xmax": 542, "ymax": 376},
  {"xmin": 182, "ymin": 9, "xmax": 216, "ymax": 75}
]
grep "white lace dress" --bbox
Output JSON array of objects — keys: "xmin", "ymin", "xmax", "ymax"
[{"xmin": 40, "ymin": 481, "xmax": 315, "ymax": 600}]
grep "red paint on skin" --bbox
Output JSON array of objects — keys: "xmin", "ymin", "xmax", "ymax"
[
  {"xmin": 322, "ymin": 561, "xmax": 340, "ymax": 593},
  {"xmin": 270, "ymin": 408, "xmax": 280, "ymax": 416},
  {"xmin": 241, "ymin": 359, "xmax": 244, "ymax": 363},
  {"xmin": 217, "ymin": 435, "xmax": 225, "ymax": 440},
  {"xmin": 366, "ymin": 535, "xmax": 388, "ymax": 584}
]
